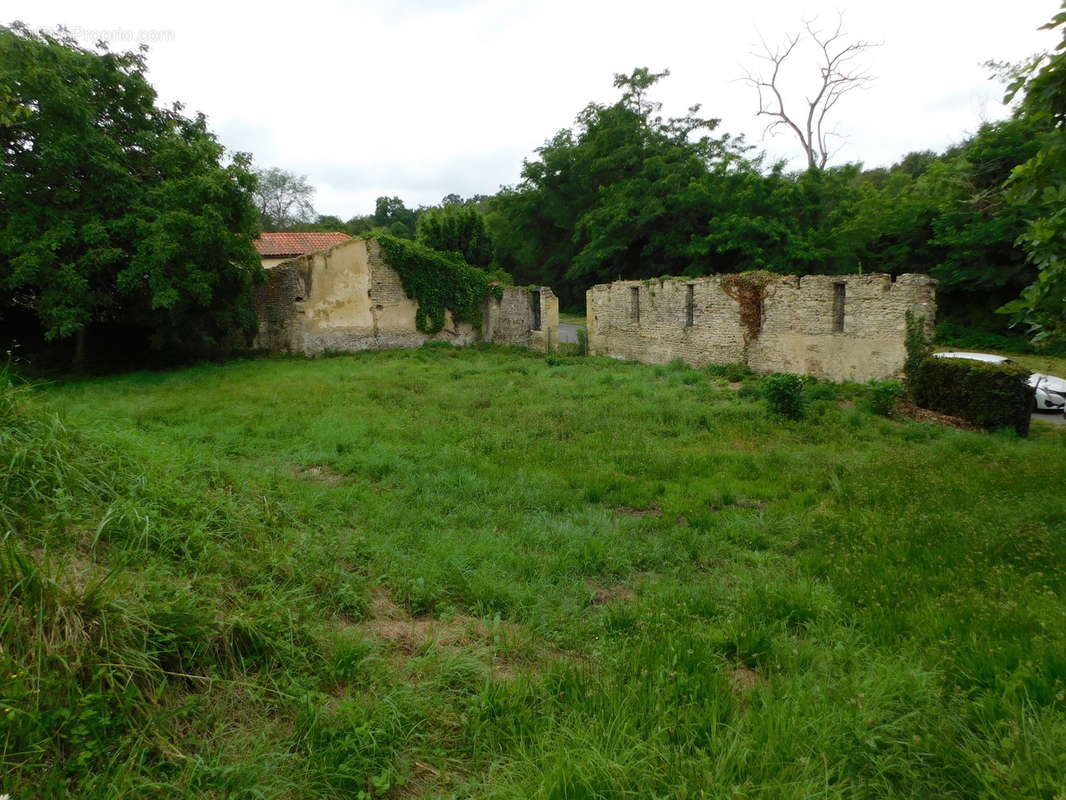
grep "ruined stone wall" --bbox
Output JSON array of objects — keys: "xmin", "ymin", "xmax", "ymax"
[
  {"xmin": 748, "ymin": 274, "xmax": 936, "ymax": 381},
  {"xmin": 586, "ymin": 277, "xmax": 745, "ymax": 366},
  {"xmin": 586, "ymin": 273, "xmax": 936, "ymax": 382},
  {"xmin": 483, "ymin": 286, "xmax": 560, "ymax": 352},
  {"xmin": 251, "ymin": 237, "xmax": 556, "ymax": 355},
  {"xmin": 252, "ymin": 261, "xmax": 307, "ymax": 351}
]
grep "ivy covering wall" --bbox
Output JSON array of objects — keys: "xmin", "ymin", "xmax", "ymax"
[{"xmin": 375, "ymin": 235, "xmax": 502, "ymax": 334}]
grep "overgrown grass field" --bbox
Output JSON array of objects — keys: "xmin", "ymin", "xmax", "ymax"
[{"xmin": 3, "ymin": 345, "xmax": 1066, "ymax": 798}]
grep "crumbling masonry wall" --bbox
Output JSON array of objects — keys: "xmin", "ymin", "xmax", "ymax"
[
  {"xmin": 483, "ymin": 286, "xmax": 560, "ymax": 351},
  {"xmin": 586, "ymin": 273, "xmax": 936, "ymax": 382},
  {"xmin": 252, "ymin": 238, "xmax": 558, "ymax": 355}
]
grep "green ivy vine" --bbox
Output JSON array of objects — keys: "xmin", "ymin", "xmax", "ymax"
[{"xmin": 375, "ymin": 235, "xmax": 502, "ymax": 334}]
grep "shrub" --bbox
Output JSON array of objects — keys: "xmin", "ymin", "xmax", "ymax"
[
  {"xmin": 575, "ymin": 327, "xmax": 588, "ymax": 356},
  {"xmin": 866, "ymin": 380, "xmax": 903, "ymax": 417},
  {"xmin": 763, "ymin": 373, "xmax": 806, "ymax": 420},
  {"xmin": 909, "ymin": 356, "xmax": 1034, "ymax": 435},
  {"xmin": 804, "ymin": 378, "xmax": 840, "ymax": 402},
  {"xmin": 706, "ymin": 362, "xmax": 752, "ymax": 382}
]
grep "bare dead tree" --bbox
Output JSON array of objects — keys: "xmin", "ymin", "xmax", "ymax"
[{"xmin": 742, "ymin": 14, "xmax": 879, "ymax": 170}]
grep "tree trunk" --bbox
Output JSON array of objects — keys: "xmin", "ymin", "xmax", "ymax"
[{"xmin": 73, "ymin": 326, "xmax": 87, "ymax": 370}]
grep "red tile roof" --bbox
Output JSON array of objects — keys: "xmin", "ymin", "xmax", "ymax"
[{"xmin": 254, "ymin": 232, "xmax": 351, "ymax": 258}]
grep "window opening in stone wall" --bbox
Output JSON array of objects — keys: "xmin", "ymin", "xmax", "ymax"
[
  {"xmin": 531, "ymin": 290, "xmax": 542, "ymax": 330},
  {"xmin": 630, "ymin": 286, "xmax": 640, "ymax": 324},
  {"xmin": 832, "ymin": 282, "xmax": 846, "ymax": 333},
  {"xmin": 685, "ymin": 284, "xmax": 695, "ymax": 327}
]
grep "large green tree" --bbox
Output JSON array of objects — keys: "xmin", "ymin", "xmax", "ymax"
[
  {"xmin": 834, "ymin": 117, "xmax": 1048, "ymax": 324},
  {"xmin": 926, "ymin": 118, "xmax": 1047, "ymax": 308},
  {"xmin": 0, "ymin": 24, "xmax": 262, "ymax": 362},
  {"xmin": 416, "ymin": 203, "xmax": 494, "ymax": 269},
  {"xmin": 490, "ymin": 69, "xmax": 750, "ymax": 305},
  {"xmin": 999, "ymin": 4, "xmax": 1066, "ymax": 343},
  {"xmin": 688, "ymin": 161, "xmax": 863, "ymax": 276},
  {"xmin": 373, "ymin": 195, "xmax": 418, "ymax": 239},
  {"xmin": 489, "ymin": 68, "xmax": 858, "ymax": 306}
]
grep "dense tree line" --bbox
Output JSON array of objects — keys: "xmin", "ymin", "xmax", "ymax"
[
  {"xmin": 483, "ymin": 68, "xmax": 1055, "ymax": 332},
  {"xmin": 284, "ymin": 192, "xmax": 491, "ymax": 243},
  {"xmin": 288, "ymin": 78, "xmax": 1053, "ymax": 331}
]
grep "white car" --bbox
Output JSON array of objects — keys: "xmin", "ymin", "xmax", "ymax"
[{"xmin": 932, "ymin": 352, "xmax": 1066, "ymax": 412}]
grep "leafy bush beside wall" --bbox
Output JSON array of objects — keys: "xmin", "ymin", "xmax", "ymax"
[
  {"xmin": 415, "ymin": 204, "xmax": 495, "ymax": 269},
  {"xmin": 866, "ymin": 380, "xmax": 903, "ymax": 417},
  {"xmin": 763, "ymin": 373, "xmax": 806, "ymax": 420},
  {"xmin": 909, "ymin": 357, "xmax": 1034, "ymax": 435}
]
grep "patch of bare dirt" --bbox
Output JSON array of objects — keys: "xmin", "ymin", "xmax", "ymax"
[
  {"xmin": 394, "ymin": 759, "xmax": 451, "ymax": 800},
  {"xmin": 291, "ymin": 464, "xmax": 349, "ymax": 485},
  {"xmin": 729, "ymin": 664, "xmax": 761, "ymax": 697},
  {"xmin": 615, "ymin": 504, "xmax": 662, "ymax": 517},
  {"xmin": 364, "ymin": 590, "xmax": 463, "ymax": 653},
  {"xmin": 894, "ymin": 399, "xmax": 979, "ymax": 431},
  {"xmin": 361, "ymin": 589, "xmax": 526, "ymax": 679},
  {"xmin": 727, "ymin": 381, "xmax": 744, "ymax": 391},
  {"xmin": 589, "ymin": 582, "xmax": 636, "ymax": 605}
]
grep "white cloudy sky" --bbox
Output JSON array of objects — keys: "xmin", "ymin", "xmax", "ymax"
[{"xmin": 8, "ymin": 0, "xmax": 1060, "ymax": 218}]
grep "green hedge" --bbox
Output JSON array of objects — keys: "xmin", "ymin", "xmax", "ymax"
[{"xmin": 909, "ymin": 357, "xmax": 1034, "ymax": 435}]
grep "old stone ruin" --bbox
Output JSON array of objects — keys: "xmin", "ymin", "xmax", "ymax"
[
  {"xmin": 248, "ymin": 235, "xmax": 935, "ymax": 383},
  {"xmin": 250, "ymin": 237, "xmax": 559, "ymax": 355},
  {"xmin": 587, "ymin": 273, "xmax": 937, "ymax": 382}
]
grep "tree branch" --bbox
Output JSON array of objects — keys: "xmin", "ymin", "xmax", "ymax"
[{"xmin": 741, "ymin": 12, "xmax": 880, "ymax": 170}]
